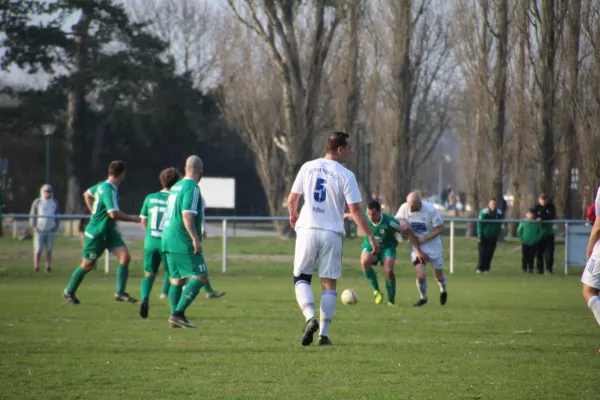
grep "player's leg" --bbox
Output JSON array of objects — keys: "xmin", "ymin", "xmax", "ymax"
[
  {"xmin": 581, "ymin": 258, "xmax": 600, "ymax": 353},
  {"xmin": 64, "ymin": 235, "xmax": 102, "ymax": 304},
  {"xmin": 139, "ymin": 249, "xmax": 162, "ymax": 318},
  {"xmin": 293, "ymin": 229, "xmax": 319, "ymax": 346},
  {"xmin": 109, "ymin": 230, "xmax": 137, "ymax": 303},
  {"xmin": 521, "ymin": 244, "xmax": 528, "ymax": 272},
  {"xmin": 33, "ymin": 232, "xmax": 43, "ymax": 272},
  {"xmin": 486, "ymin": 238, "xmax": 498, "ymax": 272},
  {"xmin": 203, "ymin": 275, "xmax": 226, "ymax": 299},
  {"xmin": 413, "ymin": 259, "xmax": 428, "ymax": 306},
  {"xmin": 382, "ymin": 253, "xmax": 396, "ymax": 306},
  {"xmin": 527, "ymin": 245, "xmax": 536, "ymax": 273},
  {"xmin": 535, "ymin": 237, "xmax": 546, "ymax": 273},
  {"xmin": 361, "ymin": 250, "xmax": 382, "ymax": 304},
  {"xmin": 431, "ymin": 257, "xmax": 448, "ymax": 305},
  {"xmin": 169, "ymin": 254, "xmax": 208, "ymax": 328},
  {"xmin": 545, "ymin": 235, "xmax": 555, "ymax": 273},
  {"xmin": 160, "ymin": 262, "xmax": 171, "ymax": 299},
  {"xmin": 476, "ymin": 238, "xmax": 485, "ymax": 273},
  {"xmin": 45, "ymin": 232, "xmax": 55, "ymax": 272},
  {"xmin": 316, "ymin": 230, "xmax": 343, "ymax": 345}
]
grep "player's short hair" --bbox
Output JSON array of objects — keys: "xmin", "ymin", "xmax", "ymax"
[
  {"xmin": 159, "ymin": 167, "xmax": 180, "ymax": 189},
  {"xmin": 325, "ymin": 132, "xmax": 350, "ymax": 153},
  {"xmin": 489, "ymin": 198, "xmax": 497, "ymax": 202},
  {"xmin": 367, "ymin": 200, "xmax": 382, "ymax": 211},
  {"xmin": 539, "ymin": 193, "xmax": 548, "ymax": 200},
  {"xmin": 108, "ymin": 160, "xmax": 126, "ymax": 177},
  {"xmin": 527, "ymin": 208, "xmax": 535, "ymax": 214}
]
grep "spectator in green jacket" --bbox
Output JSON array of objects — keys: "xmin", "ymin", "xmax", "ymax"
[
  {"xmin": 517, "ymin": 209, "xmax": 544, "ymax": 273},
  {"xmin": 476, "ymin": 198, "xmax": 503, "ymax": 273}
]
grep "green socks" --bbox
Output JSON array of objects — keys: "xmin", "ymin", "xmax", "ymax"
[
  {"xmin": 169, "ymin": 284, "xmax": 183, "ymax": 314},
  {"xmin": 115, "ymin": 264, "xmax": 128, "ymax": 295},
  {"xmin": 363, "ymin": 268, "xmax": 380, "ymax": 292},
  {"xmin": 66, "ymin": 266, "xmax": 87, "ymax": 294},
  {"xmin": 161, "ymin": 273, "xmax": 170, "ymax": 296},
  {"xmin": 140, "ymin": 276, "xmax": 155, "ymax": 301},
  {"xmin": 203, "ymin": 279, "xmax": 214, "ymax": 293},
  {"xmin": 175, "ymin": 279, "xmax": 204, "ymax": 313},
  {"xmin": 386, "ymin": 279, "xmax": 396, "ymax": 304}
]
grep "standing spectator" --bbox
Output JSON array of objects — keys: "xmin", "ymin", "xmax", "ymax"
[
  {"xmin": 586, "ymin": 203, "xmax": 596, "ymax": 225},
  {"xmin": 517, "ymin": 209, "xmax": 543, "ymax": 273},
  {"xmin": 533, "ymin": 193, "xmax": 556, "ymax": 274},
  {"xmin": 0, "ymin": 183, "xmax": 5, "ymax": 238},
  {"xmin": 476, "ymin": 198, "xmax": 503, "ymax": 273},
  {"xmin": 29, "ymin": 184, "xmax": 60, "ymax": 272}
]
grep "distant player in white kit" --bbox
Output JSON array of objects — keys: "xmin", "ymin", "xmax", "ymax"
[
  {"xmin": 396, "ymin": 192, "xmax": 448, "ymax": 307},
  {"xmin": 583, "ymin": 186, "xmax": 600, "ymax": 354},
  {"xmin": 287, "ymin": 132, "xmax": 380, "ymax": 346}
]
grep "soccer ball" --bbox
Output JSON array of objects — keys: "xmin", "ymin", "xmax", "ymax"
[{"xmin": 341, "ymin": 289, "xmax": 359, "ymax": 305}]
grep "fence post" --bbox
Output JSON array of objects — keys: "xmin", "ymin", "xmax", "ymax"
[
  {"xmin": 12, "ymin": 219, "xmax": 17, "ymax": 238},
  {"xmin": 105, "ymin": 249, "xmax": 110, "ymax": 273},
  {"xmin": 449, "ymin": 220, "xmax": 455, "ymax": 274},
  {"xmin": 222, "ymin": 219, "xmax": 228, "ymax": 273},
  {"xmin": 564, "ymin": 222, "xmax": 569, "ymax": 276}
]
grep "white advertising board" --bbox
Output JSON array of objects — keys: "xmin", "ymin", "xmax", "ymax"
[{"xmin": 199, "ymin": 178, "xmax": 236, "ymax": 209}]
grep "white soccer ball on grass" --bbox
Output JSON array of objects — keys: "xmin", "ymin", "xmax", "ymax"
[{"xmin": 341, "ymin": 289, "xmax": 359, "ymax": 305}]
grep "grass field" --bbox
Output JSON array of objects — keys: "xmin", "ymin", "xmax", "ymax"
[{"xmin": 0, "ymin": 235, "xmax": 598, "ymax": 400}]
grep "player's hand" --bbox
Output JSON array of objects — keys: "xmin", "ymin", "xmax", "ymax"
[
  {"xmin": 131, "ymin": 215, "xmax": 141, "ymax": 223},
  {"xmin": 415, "ymin": 249, "xmax": 429, "ymax": 264},
  {"xmin": 368, "ymin": 236, "xmax": 381, "ymax": 255},
  {"xmin": 536, "ymin": 217, "xmax": 542, "ymax": 222},
  {"xmin": 290, "ymin": 211, "xmax": 299, "ymax": 229},
  {"xmin": 417, "ymin": 236, "xmax": 428, "ymax": 245},
  {"xmin": 192, "ymin": 238, "xmax": 202, "ymax": 255}
]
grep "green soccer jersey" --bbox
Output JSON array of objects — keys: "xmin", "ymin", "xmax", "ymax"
[
  {"xmin": 362, "ymin": 212, "xmax": 401, "ymax": 250},
  {"xmin": 86, "ymin": 181, "xmax": 119, "ymax": 238},
  {"xmin": 140, "ymin": 190, "xmax": 170, "ymax": 250},
  {"xmin": 161, "ymin": 178, "xmax": 203, "ymax": 254}
]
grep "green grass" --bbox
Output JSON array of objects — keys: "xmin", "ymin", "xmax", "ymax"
[{"xmin": 0, "ymin": 235, "xmax": 597, "ymax": 400}]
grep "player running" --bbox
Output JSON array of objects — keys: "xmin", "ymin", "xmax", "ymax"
[
  {"xmin": 288, "ymin": 132, "xmax": 380, "ymax": 346},
  {"xmin": 63, "ymin": 161, "xmax": 141, "ymax": 304},
  {"xmin": 139, "ymin": 167, "xmax": 180, "ymax": 319},
  {"xmin": 583, "ymin": 186, "xmax": 600, "ymax": 354},
  {"xmin": 161, "ymin": 155, "xmax": 210, "ymax": 328},
  {"xmin": 353, "ymin": 200, "xmax": 428, "ymax": 306},
  {"xmin": 395, "ymin": 192, "xmax": 448, "ymax": 307}
]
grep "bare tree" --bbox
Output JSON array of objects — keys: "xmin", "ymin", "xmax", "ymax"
[
  {"xmin": 364, "ymin": 0, "xmax": 454, "ymax": 210},
  {"xmin": 227, "ymin": 0, "xmax": 345, "ymax": 195}
]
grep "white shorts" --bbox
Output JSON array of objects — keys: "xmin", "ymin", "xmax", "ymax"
[
  {"xmin": 294, "ymin": 228, "xmax": 343, "ymax": 279},
  {"xmin": 581, "ymin": 257, "xmax": 600, "ymax": 289},
  {"xmin": 412, "ymin": 253, "xmax": 443, "ymax": 270},
  {"xmin": 34, "ymin": 231, "xmax": 55, "ymax": 253}
]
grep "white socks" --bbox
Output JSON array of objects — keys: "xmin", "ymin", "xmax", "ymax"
[
  {"xmin": 437, "ymin": 275, "xmax": 447, "ymax": 293},
  {"xmin": 295, "ymin": 281, "xmax": 315, "ymax": 321},
  {"xmin": 319, "ymin": 290, "xmax": 337, "ymax": 337},
  {"xmin": 588, "ymin": 296, "xmax": 600, "ymax": 326},
  {"xmin": 416, "ymin": 279, "xmax": 428, "ymax": 299}
]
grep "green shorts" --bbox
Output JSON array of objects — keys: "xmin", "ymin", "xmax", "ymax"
[
  {"xmin": 162, "ymin": 252, "xmax": 208, "ymax": 279},
  {"xmin": 363, "ymin": 247, "xmax": 396, "ymax": 265},
  {"xmin": 143, "ymin": 248, "xmax": 165, "ymax": 275},
  {"xmin": 82, "ymin": 229, "xmax": 125, "ymax": 261}
]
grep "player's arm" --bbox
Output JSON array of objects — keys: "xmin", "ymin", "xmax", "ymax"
[
  {"xmin": 105, "ymin": 188, "xmax": 140, "ymax": 223},
  {"xmin": 287, "ymin": 167, "xmax": 304, "ymax": 228},
  {"xmin": 476, "ymin": 210, "xmax": 484, "ymax": 238},
  {"xmin": 586, "ymin": 217, "xmax": 600, "ymax": 260},
  {"xmin": 139, "ymin": 197, "xmax": 149, "ymax": 231},
  {"xmin": 390, "ymin": 218, "xmax": 428, "ymax": 263},
  {"xmin": 345, "ymin": 173, "xmax": 379, "ymax": 253},
  {"xmin": 348, "ymin": 203, "xmax": 377, "ymax": 243},
  {"xmin": 83, "ymin": 189, "xmax": 95, "ymax": 213},
  {"xmin": 183, "ymin": 187, "xmax": 202, "ymax": 254}
]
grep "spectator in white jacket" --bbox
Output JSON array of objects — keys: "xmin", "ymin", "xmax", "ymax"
[{"xmin": 30, "ymin": 184, "xmax": 60, "ymax": 272}]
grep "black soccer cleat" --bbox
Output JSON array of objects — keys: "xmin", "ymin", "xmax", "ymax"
[
  {"xmin": 170, "ymin": 323, "xmax": 181, "ymax": 329},
  {"xmin": 63, "ymin": 291, "xmax": 80, "ymax": 305},
  {"xmin": 413, "ymin": 298, "xmax": 428, "ymax": 307},
  {"xmin": 206, "ymin": 291, "xmax": 226, "ymax": 299},
  {"xmin": 301, "ymin": 317, "xmax": 320, "ymax": 346},
  {"xmin": 440, "ymin": 291, "xmax": 448, "ymax": 306},
  {"xmin": 115, "ymin": 292, "xmax": 138, "ymax": 303},
  {"xmin": 169, "ymin": 312, "xmax": 196, "ymax": 328},
  {"xmin": 316, "ymin": 336, "xmax": 333, "ymax": 346},
  {"xmin": 139, "ymin": 298, "xmax": 149, "ymax": 319}
]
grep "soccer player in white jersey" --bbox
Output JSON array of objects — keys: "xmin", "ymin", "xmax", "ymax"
[
  {"xmin": 287, "ymin": 132, "xmax": 380, "ymax": 346},
  {"xmin": 583, "ymin": 186, "xmax": 600, "ymax": 354},
  {"xmin": 396, "ymin": 192, "xmax": 448, "ymax": 307}
]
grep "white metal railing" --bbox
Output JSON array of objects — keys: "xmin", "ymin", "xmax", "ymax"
[{"xmin": 3, "ymin": 214, "xmax": 590, "ymax": 275}]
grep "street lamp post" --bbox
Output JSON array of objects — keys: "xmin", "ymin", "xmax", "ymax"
[
  {"xmin": 438, "ymin": 154, "xmax": 453, "ymax": 197},
  {"xmin": 42, "ymin": 124, "xmax": 56, "ymax": 185}
]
